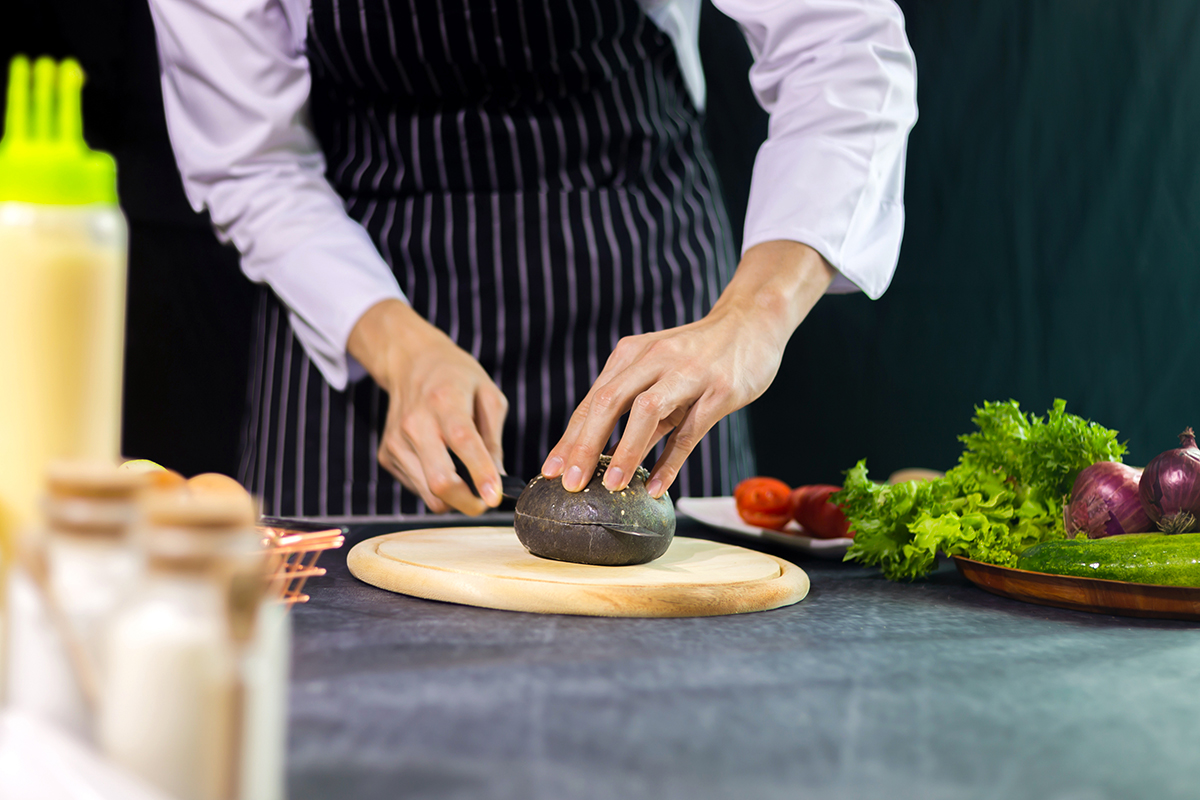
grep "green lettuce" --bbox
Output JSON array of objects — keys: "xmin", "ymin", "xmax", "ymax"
[{"xmin": 840, "ymin": 399, "xmax": 1126, "ymax": 580}]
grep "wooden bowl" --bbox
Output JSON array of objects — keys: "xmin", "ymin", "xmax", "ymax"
[{"xmin": 953, "ymin": 557, "xmax": 1200, "ymax": 621}]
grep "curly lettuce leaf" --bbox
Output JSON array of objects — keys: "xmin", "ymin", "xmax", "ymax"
[{"xmin": 842, "ymin": 399, "xmax": 1126, "ymax": 580}]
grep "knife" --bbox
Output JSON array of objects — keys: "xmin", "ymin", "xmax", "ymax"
[{"xmin": 450, "ymin": 453, "xmax": 526, "ymax": 504}]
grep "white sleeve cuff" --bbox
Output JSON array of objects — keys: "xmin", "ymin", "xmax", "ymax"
[{"xmin": 246, "ymin": 215, "xmax": 405, "ymax": 390}]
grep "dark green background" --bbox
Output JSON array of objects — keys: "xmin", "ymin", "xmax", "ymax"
[
  {"xmin": 6, "ymin": 1, "xmax": 1200, "ymax": 488},
  {"xmin": 751, "ymin": 0, "xmax": 1200, "ymax": 484}
]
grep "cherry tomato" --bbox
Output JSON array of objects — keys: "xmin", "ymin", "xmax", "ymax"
[
  {"xmin": 789, "ymin": 484, "xmax": 853, "ymax": 540},
  {"xmin": 734, "ymin": 477, "xmax": 792, "ymax": 513}
]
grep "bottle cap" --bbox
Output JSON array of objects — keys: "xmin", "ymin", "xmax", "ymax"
[
  {"xmin": 45, "ymin": 459, "xmax": 142, "ymax": 499},
  {"xmin": 141, "ymin": 490, "xmax": 259, "ymax": 530},
  {"xmin": 140, "ymin": 489, "xmax": 264, "ymax": 572},
  {"xmin": 42, "ymin": 459, "xmax": 140, "ymax": 535},
  {"xmin": 0, "ymin": 56, "xmax": 118, "ymax": 205}
]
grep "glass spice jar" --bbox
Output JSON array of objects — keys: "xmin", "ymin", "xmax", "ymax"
[
  {"xmin": 3, "ymin": 459, "xmax": 141, "ymax": 740},
  {"xmin": 98, "ymin": 490, "xmax": 287, "ymax": 800}
]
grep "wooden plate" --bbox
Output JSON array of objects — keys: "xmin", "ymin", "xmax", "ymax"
[
  {"xmin": 348, "ymin": 527, "xmax": 810, "ymax": 618},
  {"xmin": 952, "ymin": 557, "xmax": 1200, "ymax": 621}
]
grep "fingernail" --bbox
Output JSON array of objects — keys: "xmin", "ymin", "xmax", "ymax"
[
  {"xmin": 603, "ymin": 466, "xmax": 624, "ymax": 491},
  {"xmin": 647, "ymin": 478, "xmax": 664, "ymax": 498},
  {"xmin": 564, "ymin": 465, "xmax": 584, "ymax": 491},
  {"xmin": 543, "ymin": 456, "xmax": 564, "ymax": 477},
  {"xmin": 481, "ymin": 481, "xmax": 500, "ymax": 506}
]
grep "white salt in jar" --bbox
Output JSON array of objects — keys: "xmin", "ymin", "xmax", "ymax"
[
  {"xmin": 4, "ymin": 460, "xmax": 141, "ymax": 740},
  {"xmin": 98, "ymin": 491, "xmax": 287, "ymax": 800}
]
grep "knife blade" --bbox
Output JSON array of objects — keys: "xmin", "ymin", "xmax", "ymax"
[{"xmin": 594, "ymin": 522, "xmax": 666, "ymax": 538}]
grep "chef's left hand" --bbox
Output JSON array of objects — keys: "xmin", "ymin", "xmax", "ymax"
[{"xmin": 541, "ymin": 240, "xmax": 836, "ymax": 498}]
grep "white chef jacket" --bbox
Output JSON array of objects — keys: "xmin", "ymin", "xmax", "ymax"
[{"xmin": 147, "ymin": 0, "xmax": 917, "ymax": 389}]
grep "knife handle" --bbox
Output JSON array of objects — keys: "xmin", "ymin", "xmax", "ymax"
[{"xmin": 449, "ymin": 453, "xmax": 527, "ymax": 504}]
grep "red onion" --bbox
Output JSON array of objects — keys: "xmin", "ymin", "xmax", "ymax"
[
  {"xmin": 1064, "ymin": 461, "xmax": 1151, "ymax": 538},
  {"xmin": 1139, "ymin": 428, "xmax": 1200, "ymax": 533}
]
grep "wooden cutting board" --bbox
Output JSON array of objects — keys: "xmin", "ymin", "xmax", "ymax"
[{"xmin": 347, "ymin": 527, "xmax": 809, "ymax": 617}]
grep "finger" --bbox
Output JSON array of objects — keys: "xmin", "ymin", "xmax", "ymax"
[
  {"xmin": 564, "ymin": 361, "xmax": 696, "ymax": 491},
  {"xmin": 445, "ymin": 420, "xmax": 503, "ymax": 509},
  {"xmin": 438, "ymin": 391, "xmax": 508, "ymax": 509},
  {"xmin": 557, "ymin": 377, "xmax": 646, "ymax": 491},
  {"xmin": 640, "ymin": 418, "xmax": 679, "ymax": 463},
  {"xmin": 380, "ymin": 442, "xmax": 448, "ymax": 513},
  {"xmin": 646, "ymin": 397, "xmax": 721, "ymax": 498},
  {"xmin": 377, "ymin": 410, "xmax": 440, "ymax": 508},
  {"xmin": 541, "ymin": 336, "xmax": 655, "ymax": 480},
  {"xmin": 541, "ymin": 384, "xmax": 600, "ymax": 479},
  {"xmin": 405, "ymin": 414, "xmax": 490, "ymax": 515},
  {"xmin": 603, "ymin": 393, "xmax": 689, "ymax": 491},
  {"xmin": 602, "ymin": 367, "xmax": 699, "ymax": 490}
]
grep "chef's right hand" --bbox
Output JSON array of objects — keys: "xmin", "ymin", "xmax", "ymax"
[{"xmin": 347, "ymin": 299, "xmax": 508, "ymax": 515}]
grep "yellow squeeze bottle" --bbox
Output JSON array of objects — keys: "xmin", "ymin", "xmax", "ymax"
[{"xmin": 0, "ymin": 57, "xmax": 127, "ymax": 549}]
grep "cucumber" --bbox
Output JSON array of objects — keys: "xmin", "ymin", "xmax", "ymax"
[{"xmin": 1016, "ymin": 533, "xmax": 1200, "ymax": 586}]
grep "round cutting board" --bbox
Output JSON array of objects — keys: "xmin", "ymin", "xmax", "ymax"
[{"xmin": 347, "ymin": 527, "xmax": 809, "ymax": 617}]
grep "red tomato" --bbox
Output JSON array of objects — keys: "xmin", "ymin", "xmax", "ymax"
[
  {"xmin": 734, "ymin": 476, "xmax": 793, "ymax": 531},
  {"xmin": 789, "ymin": 484, "xmax": 853, "ymax": 540},
  {"xmin": 733, "ymin": 477, "xmax": 792, "ymax": 513}
]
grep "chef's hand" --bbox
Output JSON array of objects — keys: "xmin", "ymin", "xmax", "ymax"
[
  {"xmin": 348, "ymin": 299, "xmax": 508, "ymax": 514},
  {"xmin": 541, "ymin": 241, "xmax": 835, "ymax": 498}
]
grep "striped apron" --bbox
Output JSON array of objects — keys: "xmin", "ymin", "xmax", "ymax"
[{"xmin": 239, "ymin": 0, "xmax": 756, "ymax": 519}]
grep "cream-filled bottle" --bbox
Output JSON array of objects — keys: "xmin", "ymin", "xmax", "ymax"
[
  {"xmin": 0, "ymin": 55, "xmax": 126, "ymax": 694},
  {"xmin": 0, "ymin": 55, "xmax": 127, "ymax": 552}
]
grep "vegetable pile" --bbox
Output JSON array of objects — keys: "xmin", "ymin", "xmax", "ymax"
[{"xmin": 839, "ymin": 399, "xmax": 1126, "ymax": 580}]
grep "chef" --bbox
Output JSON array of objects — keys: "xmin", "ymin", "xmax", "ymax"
[{"xmin": 145, "ymin": 0, "xmax": 917, "ymax": 519}]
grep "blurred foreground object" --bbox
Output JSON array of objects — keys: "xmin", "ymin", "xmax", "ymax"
[
  {"xmin": 120, "ymin": 460, "xmax": 346, "ymax": 605},
  {"xmin": 4, "ymin": 461, "xmax": 140, "ymax": 739},
  {"xmin": 0, "ymin": 709, "xmax": 172, "ymax": 800},
  {"xmin": 98, "ymin": 490, "xmax": 287, "ymax": 800},
  {"xmin": 1, "ymin": 460, "xmax": 312, "ymax": 798},
  {"xmin": 0, "ymin": 55, "xmax": 127, "ymax": 542},
  {"xmin": 259, "ymin": 521, "xmax": 345, "ymax": 605}
]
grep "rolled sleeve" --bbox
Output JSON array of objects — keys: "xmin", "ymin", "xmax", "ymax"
[
  {"xmin": 147, "ymin": 0, "xmax": 405, "ymax": 388},
  {"xmin": 713, "ymin": 0, "xmax": 918, "ymax": 298}
]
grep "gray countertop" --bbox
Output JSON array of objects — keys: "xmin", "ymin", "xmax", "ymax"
[{"xmin": 286, "ymin": 519, "xmax": 1200, "ymax": 800}]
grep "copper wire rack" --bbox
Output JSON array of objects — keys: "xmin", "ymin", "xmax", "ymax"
[{"xmin": 259, "ymin": 523, "xmax": 346, "ymax": 604}]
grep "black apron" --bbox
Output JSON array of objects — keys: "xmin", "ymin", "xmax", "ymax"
[{"xmin": 239, "ymin": 0, "xmax": 756, "ymax": 518}]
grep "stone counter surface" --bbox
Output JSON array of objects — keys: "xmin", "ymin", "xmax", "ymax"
[{"xmin": 286, "ymin": 520, "xmax": 1200, "ymax": 800}]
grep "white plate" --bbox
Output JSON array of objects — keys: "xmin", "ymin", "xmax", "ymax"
[{"xmin": 675, "ymin": 496, "xmax": 852, "ymax": 559}]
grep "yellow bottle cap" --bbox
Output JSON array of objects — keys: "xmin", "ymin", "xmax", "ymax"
[{"xmin": 0, "ymin": 56, "xmax": 118, "ymax": 205}]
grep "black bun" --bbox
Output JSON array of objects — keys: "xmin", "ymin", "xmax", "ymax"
[{"xmin": 513, "ymin": 455, "xmax": 675, "ymax": 566}]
